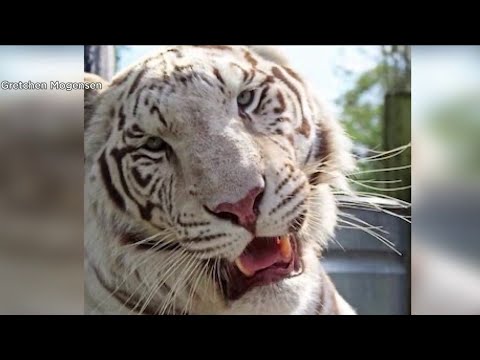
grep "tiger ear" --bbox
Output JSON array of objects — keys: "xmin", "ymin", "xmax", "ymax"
[
  {"xmin": 84, "ymin": 72, "xmax": 109, "ymax": 130},
  {"xmin": 248, "ymin": 46, "xmax": 290, "ymax": 67}
]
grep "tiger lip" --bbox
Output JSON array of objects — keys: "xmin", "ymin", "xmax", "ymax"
[{"xmin": 224, "ymin": 234, "xmax": 301, "ymax": 301}]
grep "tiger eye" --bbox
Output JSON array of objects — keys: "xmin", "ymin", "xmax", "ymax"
[
  {"xmin": 237, "ymin": 90, "xmax": 255, "ymax": 108},
  {"xmin": 144, "ymin": 136, "xmax": 166, "ymax": 151}
]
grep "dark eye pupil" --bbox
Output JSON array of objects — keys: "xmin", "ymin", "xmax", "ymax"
[
  {"xmin": 237, "ymin": 90, "xmax": 254, "ymax": 107},
  {"xmin": 145, "ymin": 137, "xmax": 164, "ymax": 151}
]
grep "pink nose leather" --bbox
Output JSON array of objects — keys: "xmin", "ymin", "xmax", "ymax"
[{"xmin": 213, "ymin": 187, "xmax": 264, "ymax": 233}]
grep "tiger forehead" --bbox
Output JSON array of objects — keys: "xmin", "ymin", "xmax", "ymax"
[
  {"xmin": 110, "ymin": 46, "xmax": 311, "ymax": 137},
  {"xmin": 170, "ymin": 46, "xmax": 263, "ymax": 69},
  {"xmin": 149, "ymin": 48, "xmax": 268, "ymax": 85},
  {"xmin": 110, "ymin": 46, "xmax": 301, "ymax": 103},
  {"xmin": 127, "ymin": 48, "xmax": 268, "ymax": 86},
  {"xmin": 111, "ymin": 46, "xmax": 303, "ymax": 88}
]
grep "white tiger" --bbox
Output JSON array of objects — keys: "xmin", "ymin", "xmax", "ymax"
[{"xmin": 84, "ymin": 45, "xmax": 356, "ymax": 315}]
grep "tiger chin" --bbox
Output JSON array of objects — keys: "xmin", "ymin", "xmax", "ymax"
[{"xmin": 84, "ymin": 45, "xmax": 356, "ymax": 315}]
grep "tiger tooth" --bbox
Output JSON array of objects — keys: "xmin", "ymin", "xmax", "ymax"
[
  {"xmin": 278, "ymin": 235, "xmax": 292, "ymax": 260},
  {"xmin": 235, "ymin": 258, "xmax": 255, "ymax": 277}
]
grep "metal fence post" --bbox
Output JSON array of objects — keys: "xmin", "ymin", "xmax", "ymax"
[
  {"xmin": 84, "ymin": 45, "xmax": 116, "ymax": 81},
  {"xmin": 383, "ymin": 91, "xmax": 411, "ymax": 203}
]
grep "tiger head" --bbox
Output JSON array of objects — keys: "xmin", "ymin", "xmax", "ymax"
[{"xmin": 84, "ymin": 46, "xmax": 354, "ymax": 314}]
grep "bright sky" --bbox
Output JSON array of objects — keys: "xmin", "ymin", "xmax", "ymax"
[
  {"xmin": 0, "ymin": 46, "xmax": 84, "ymax": 98},
  {"xmin": 412, "ymin": 46, "xmax": 480, "ymax": 127},
  {"xmin": 0, "ymin": 46, "xmax": 83, "ymax": 82},
  {"xmin": 117, "ymin": 46, "xmax": 382, "ymax": 116}
]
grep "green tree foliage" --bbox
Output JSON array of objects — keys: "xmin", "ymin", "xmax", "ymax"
[
  {"xmin": 335, "ymin": 46, "xmax": 411, "ymax": 196},
  {"xmin": 336, "ymin": 46, "xmax": 410, "ymax": 152},
  {"xmin": 335, "ymin": 64, "xmax": 385, "ymax": 150}
]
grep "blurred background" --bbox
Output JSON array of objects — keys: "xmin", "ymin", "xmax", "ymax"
[
  {"xmin": 0, "ymin": 46, "xmax": 84, "ymax": 314},
  {"xmin": 411, "ymin": 46, "xmax": 480, "ymax": 314},
  {"xmin": 87, "ymin": 45, "xmax": 412, "ymax": 315}
]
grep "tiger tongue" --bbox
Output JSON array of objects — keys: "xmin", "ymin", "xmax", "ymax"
[{"xmin": 235, "ymin": 236, "xmax": 292, "ymax": 277}]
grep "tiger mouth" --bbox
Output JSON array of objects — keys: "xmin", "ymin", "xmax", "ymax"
[{"xmin": 221, "ymin": 234, "xmax": 302, "ymax": 301}]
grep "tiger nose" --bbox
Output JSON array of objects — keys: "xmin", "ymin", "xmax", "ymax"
[{"xmin": 209, "ymin": 186, "xmax": 265, "ymax": 234}]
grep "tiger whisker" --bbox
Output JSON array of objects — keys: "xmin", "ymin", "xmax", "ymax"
[
  {"xmin": 336, "ymin": 218, "xmax": 401, "ymax": 255},
  {"xmin": 183, "ymin": 258, "xmax": 210, "ymax": 315},
  {"xmin": 157, "ymin": 252, "xmax": 203, "ymax": 315},
  {"xmin": 353, "ymin": 143, "xmax": 410, "ymax": 162},
  {"xmin": 356, "ymin": 179, "xmax": 402, "ymax": 184},
  {"xmin": 93, "ymin": 232, "xmax": 177, "ymax": 313},
  {"xmin": 337, "ymin": 211, "xmax": 390, "ymax": 236},
  {"xmin": 349, "ymin": 164, "xmax": 411, "ymax": 176},
  {"xmin": 134, "ymin": 253, "xmax": 189, "ymax": 315},
  {"xmin": 129, "ymin": 247, "xmax": 190, "ymax": 315},
  {"xmin": 157, "ymin": 249, "xmax": 208, "ymax": 315},
  {"xmin": 124, "ymin": 250, "xmax": 185, "ymax": 315},
  {"xmin": 138, "ymin": 248, "xmax": 193, "ymax": 315},
  {"xmin": 348, "ymin": 177, "xmax": 411, "ymax": 192},
  {"xmin": 355, "ymin": 143, "xmax": 410, "ymax": 158}
]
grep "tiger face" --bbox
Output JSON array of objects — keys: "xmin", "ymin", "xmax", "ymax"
[{"xmin": 85, "ymin": 46, "xmax": 354, "ymax": 314}]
